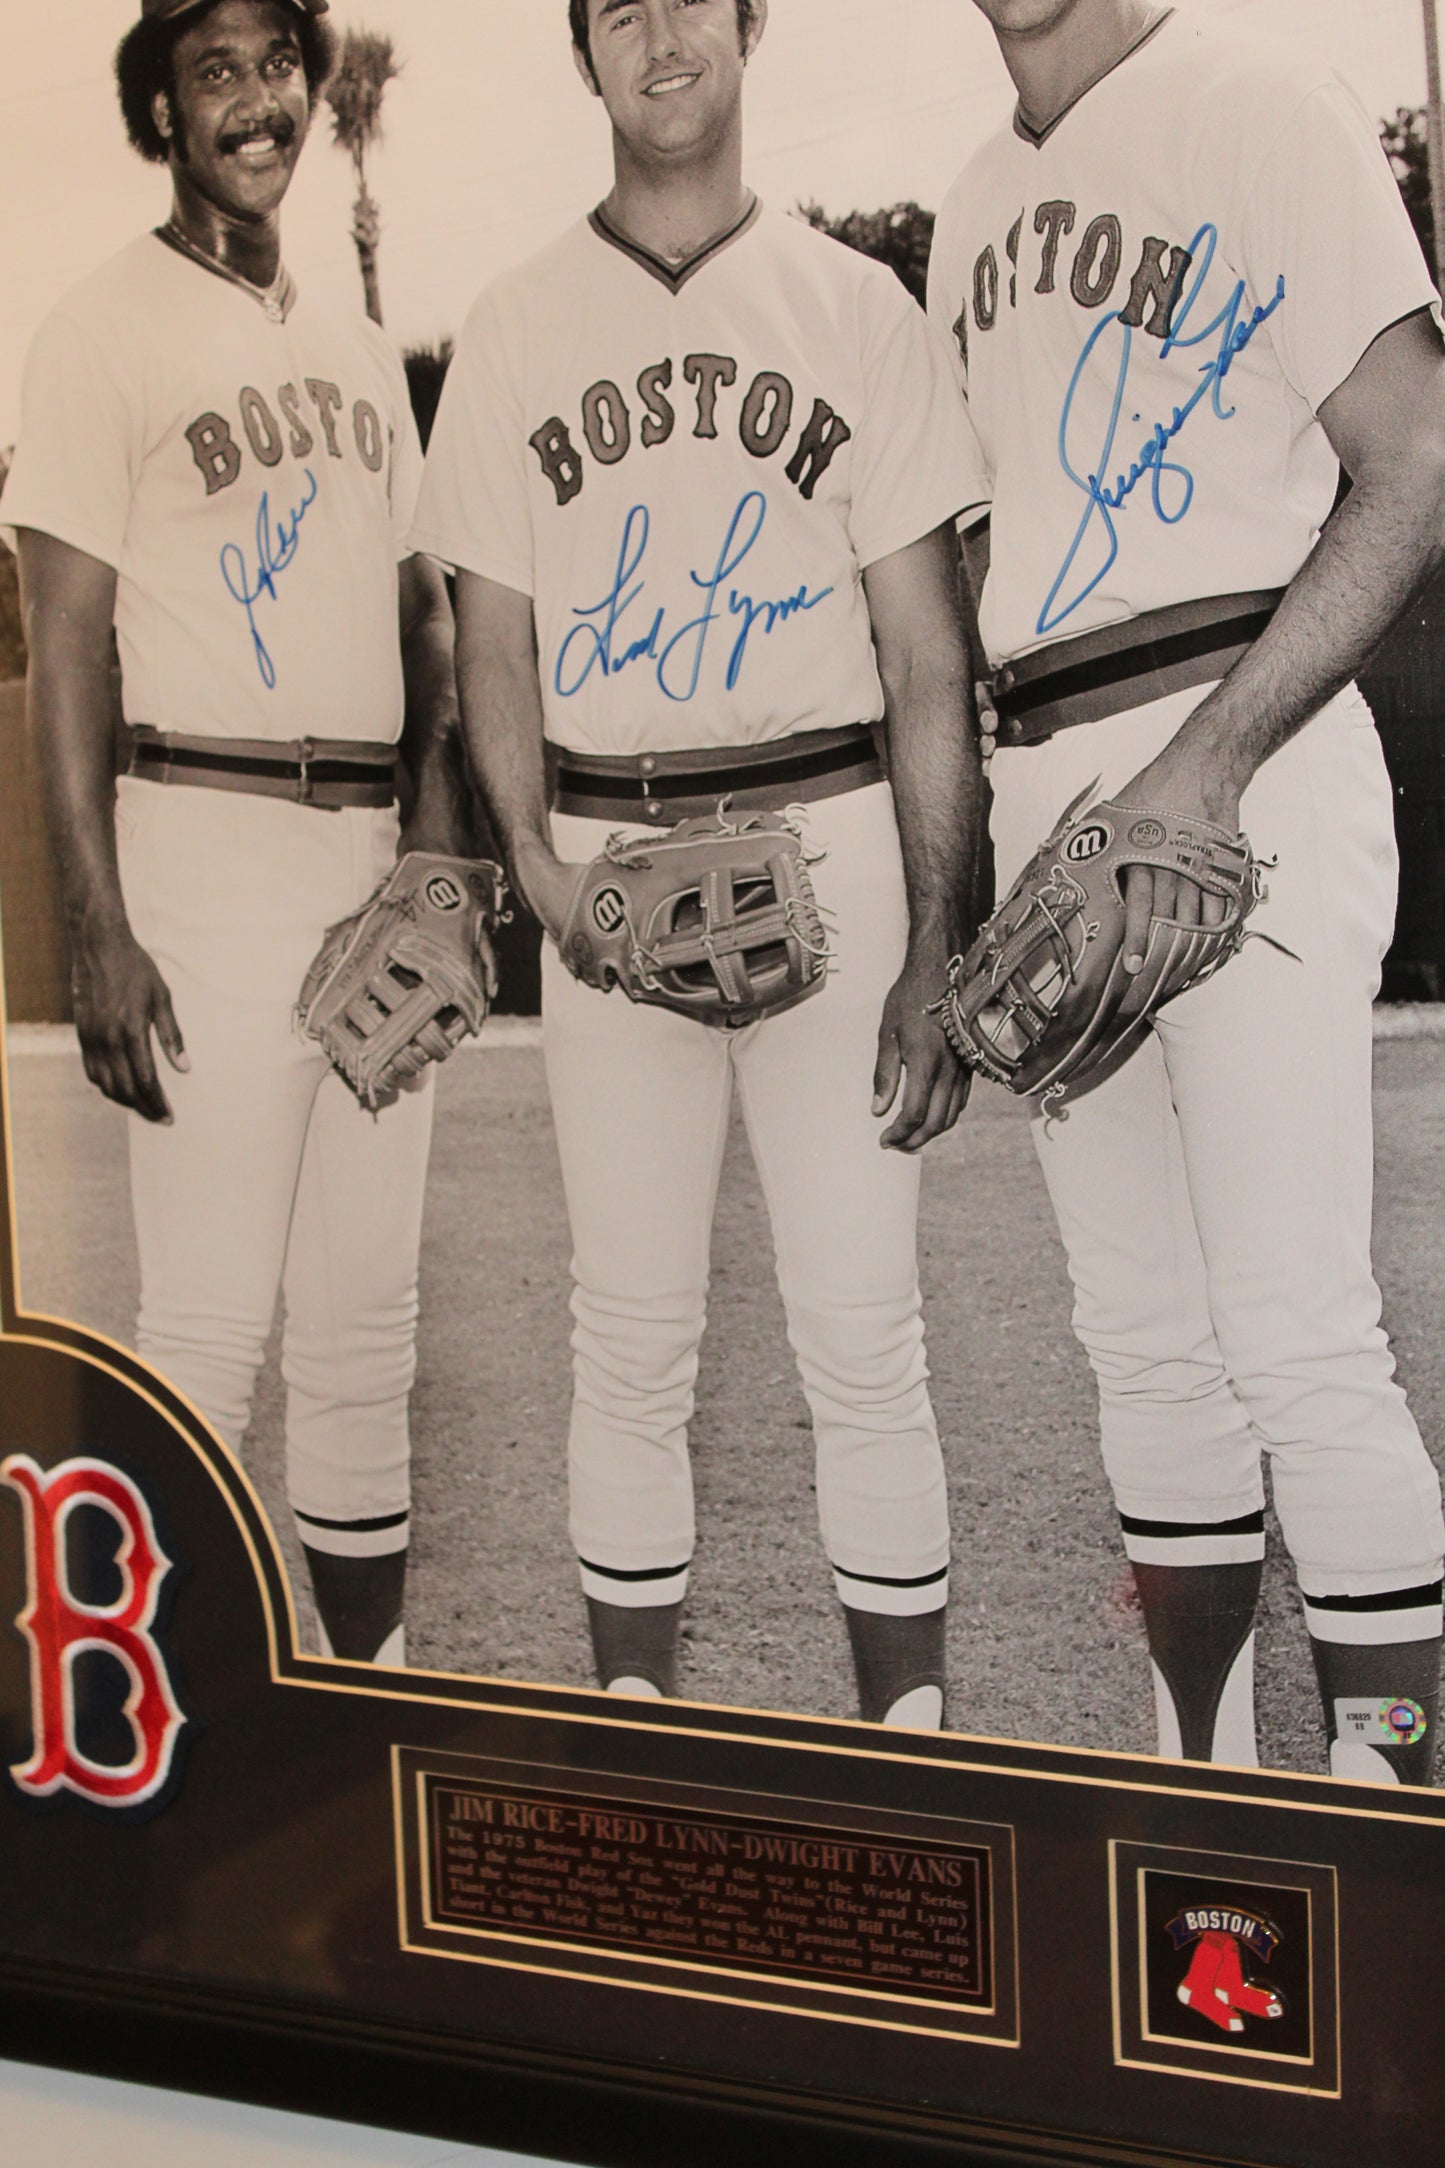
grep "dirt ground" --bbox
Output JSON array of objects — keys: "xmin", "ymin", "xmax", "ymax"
[{"xmin": 6, "ymin": 1023, "xmax": 1444, "ymax": 1778}]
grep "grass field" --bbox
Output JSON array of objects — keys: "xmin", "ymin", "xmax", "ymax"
[{"xmin": 7, "ymin": 1024, "xmax": 1444, "ymax": 1778}]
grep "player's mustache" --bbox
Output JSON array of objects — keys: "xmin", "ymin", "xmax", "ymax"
[{"xmin": 217, "ymin": 117, "xmax": 297, "ymax": 154}]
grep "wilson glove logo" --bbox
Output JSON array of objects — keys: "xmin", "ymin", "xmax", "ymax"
[
  {"xmin": 591, "ymin": 885, "xmax": 629, "ymax": 935},
  {"xmin": 1062, "ymin": 821, "xmax": 1111, "ymax": 863},
  {"xmin": 2, "ymin": 1454, "xmax": 186, "ymax": 1810},
  {"xmin": 424, "ymin": 875, "xmax": 465, "ymax": 914}
]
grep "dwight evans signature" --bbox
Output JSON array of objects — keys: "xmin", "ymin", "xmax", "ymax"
[{"xmin": 1041, "ymin": 224, "xmax": 1286, "ymax": 635}]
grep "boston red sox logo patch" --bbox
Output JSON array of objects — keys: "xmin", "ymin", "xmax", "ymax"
[
  {"xmin": 1109, "ymin": 1842, "xmax": 1339, "ymax": 2093},
  {"xmin": 1062, "ymin": 820, "xmax": 1112, "ymax": 863},
  {"xmin": 424, "ymin": 874, "xmax": 465, "ymax": 914},
  {"xmin": 1, "ymin": 1454, "xmax": 187, "ymax": 1811},
  {"xmin": 1167, "ymin": 1902, "xmax": 1283, "ymax": 2035},
  {"xmin": 591, "ymin": 885, "xmax": 629, "ymax": 936},
  {"xmin": 1142, "ymin": 1872, "xmax": 1311, "ymax": 2060}
]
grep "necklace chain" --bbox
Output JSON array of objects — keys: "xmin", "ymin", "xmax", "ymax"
[{"xmin": 159, "ymin": 220, "xmax": 290, "ymax": 319}]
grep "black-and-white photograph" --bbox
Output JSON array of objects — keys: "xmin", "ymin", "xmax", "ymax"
[{"xmin": 2, "ymin": 0, "xmax": 1444, "ymax": 1789}]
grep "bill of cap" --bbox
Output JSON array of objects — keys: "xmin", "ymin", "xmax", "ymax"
[{"xmin": 140, "ymin": 0, "xmax": 328, "ymax": 20}]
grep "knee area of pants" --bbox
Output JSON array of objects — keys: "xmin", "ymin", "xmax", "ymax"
[
  {"xmin": 282, "ymin": 1351, "xmax": 419, "ymax": 1407},
  {"xmin": 786, "ymin": 1316, "xmax": 930, "ymax": 1402},
  {"xmin": 138, "ymin": 1311, "xmax": 269, "ymax": 1371},
  {"xmin": 282, "ymin": 1301, "xmax": 422, "ymax": 1356},
  {"xmin": 815, "ymin": 1440, "xmax": 946, "ymax": 1501}
]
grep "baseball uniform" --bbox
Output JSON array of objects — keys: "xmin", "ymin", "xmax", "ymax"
[
  {"xmin": 413, "ymin": 200, "xmax": 989, "ymax": 1708},
  {"xmin": 928, "ymin": 5, "xmax": 1445, "ymax": 1778},
  {"xmin": 2, "ymin": 230, "xmax": 435, "ymax": 1656}
]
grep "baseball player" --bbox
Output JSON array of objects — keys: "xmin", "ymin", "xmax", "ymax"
[
  {"xmin": 929, "ymin": 0, "xmax": 1445, "ymax": 1782},
  {"xmin": 412, "ymin": 0, "xmax": 991, "ymax": 1725},
  {"xmin": 1, "ymin": 0, "xmax": 477, "ymax": 1668}
]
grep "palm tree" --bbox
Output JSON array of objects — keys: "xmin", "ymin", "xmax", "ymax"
[{"xmin": 324, "ymin": 28, "xmax": 402, "ymax": 325}]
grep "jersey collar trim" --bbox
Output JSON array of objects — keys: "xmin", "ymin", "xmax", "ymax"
[
  {"xmin": 1012, "ymin": 6, "xmax": 1176, "ymax": 149},
  {"xmin": 153, "ymin": 223, "xmax": 298, "ymax": 322},
  {"xmin": 588, "ymin": 194, "xmax": 762, "ymax": 293}
]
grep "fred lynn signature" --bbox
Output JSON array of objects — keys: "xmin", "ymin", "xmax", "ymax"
[
  {"xmin": 220, "ymin": 467, "xmax": 319, "ymax": 688},
  {"xmin": 555, "ymin": 491, "xmax": 834, "ymax": 703},
  {"xmin": 1040, "ymin": 224, "xmax": 1287, "ymax": 635}
]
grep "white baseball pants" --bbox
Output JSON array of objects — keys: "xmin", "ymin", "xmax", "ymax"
[
  {"xmin": 543, "ymin": 781, "xmax": 950, "ymax": 1617},
  {"xmin": 988, "ymin": 682, "xmax": 1445, "ymax": 1627},
  {"xmin": 114, "ymin": 777, "xmax": 434, "ymax": 1556}
]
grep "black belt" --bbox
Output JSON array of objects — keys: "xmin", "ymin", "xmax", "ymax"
[
  {"xmin": 127, "ymin": 727, "xmax": 398, "ymax": 809},
  {"xmin": 990, "ymin": 589, "xmax": 1284, "ymax": 746},
  {"xmin": 551, "ymin": 723, "xmax": 884, "ymax": 824}
]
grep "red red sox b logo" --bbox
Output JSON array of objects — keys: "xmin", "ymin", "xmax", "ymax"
[{"xmin": 1, "ymin": 1455, "xmax": 185, "ymax": 1809}]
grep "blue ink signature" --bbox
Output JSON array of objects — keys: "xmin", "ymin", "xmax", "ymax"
[
  {"xmin": 220, "ymin": 468, "xmax": 319, "ymax": 688},
  {"xmin": 1039, "ymin": 225, "xmax": 1287, "ymax": 635},
  {"xmin": 555, "ymin": 492, "xmax": 834, "ymax": 703}
]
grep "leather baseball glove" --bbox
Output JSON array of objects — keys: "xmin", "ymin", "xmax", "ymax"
[
  {"xmin": 297, "ymin": 852, "xmax": 506, "ymax": 1106},
  {"xmin": 557, "ymin": 806, "xmax": 830, "ymax": 1029},
  {"xmin": 929, "ymin": 783, "xmax": 1279, "ymax": 1109}
]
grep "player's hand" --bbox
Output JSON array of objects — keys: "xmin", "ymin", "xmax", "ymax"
[
  {"xmin": 873, "ymin": 949, "xmax": 972, "ymax": 1153},
  {"xmin": 1113, "ymin": 744, "xmax": 1243, "ymax": 976},
  {"xmin": 71, "ymin": 917, "xmax": 189, "ymax": 1125}
]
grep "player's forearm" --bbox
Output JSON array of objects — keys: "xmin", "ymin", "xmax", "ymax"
[
  {"xmin": 1165, "ymin": 309, "xmax": 1445, "ymax": 812},
  {"xmin": 867, "ymin": 534, "xmax": 984, "ymax": 955},
  {"xmin": 886, "ymin": 657, "xmax": 983, "ymax": 957},
  {"xmin": 30, "ymin": 656, "xmax": 129, "ymax": 938},
  {"xmin": 452, "ymin": 579, "xmax": 559, "ymax": 920},
  {"xmin": 1174, "ymin": 452, "xmax": 1445, "ymax": 810},
  {"xmin": 17, "ymin": 537, "xmax": 129, "ymax": 939},
  {"xmin": 397, "ymin": 558, "xmax": 476, "ymax": 855}
]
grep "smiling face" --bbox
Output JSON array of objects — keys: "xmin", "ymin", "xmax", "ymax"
[
  {"xmin": 576, "ymin": 0, "xmax": 765, "ymax": 166},
  {"xmin": 153, "ymin": 0, "xmax": 311, "ymax": 223}
]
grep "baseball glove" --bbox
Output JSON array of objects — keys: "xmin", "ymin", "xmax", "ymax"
[
  {"xmin": 557, "ymin": 806, "xmax": 830, "ymax": 1029},
  {"xmin": 297, "ymin": 852, "xmax": 506, "ymax": 1106},
  {"xmin": 929, "ymin": 783, "xmax": 1279, "ymax": 1108}
]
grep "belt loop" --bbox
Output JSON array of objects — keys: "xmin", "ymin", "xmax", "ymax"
[{"xmin": 297, "ymin": 736, "xmax": 315, "ymax": 807}]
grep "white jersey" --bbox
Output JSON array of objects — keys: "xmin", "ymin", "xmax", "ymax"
[
  {"xmin": 1, "ymin": 232, "xmax": 423, "ymax": 743},
  {"xmin": 927, "ymin": 6, "xmax": 1439, "ymax": 666},
  {"xmin": 411, "ymin": 200, "xmax": 989, "ymax": 757}
]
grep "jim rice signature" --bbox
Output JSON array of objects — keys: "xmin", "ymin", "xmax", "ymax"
[
  {"xmin": 220, "ymin": 467, "xmax": 319, "ymax": 689},
  {"xmin": 555, "ymin": 491, "xmax": 835, "ymax": 703},
  {"xmin": 1040, "ymin": 223, "xmax": 1287, "ymax": 635}
]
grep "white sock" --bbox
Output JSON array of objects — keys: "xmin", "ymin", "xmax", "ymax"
[
  {"xmin": 1151, "ymin": 1635, "xmax": 1258, "ymax": 1765},
  {"xmin": 1329, "ymin": 1739, "xmax": 1400, "ymax": 1786},
  {"xmin": 882, "ymin": 1684, "xmax": 944, "ymax": 1731}
]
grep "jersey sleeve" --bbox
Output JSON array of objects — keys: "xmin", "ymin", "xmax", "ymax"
[
  {"xmin": 847, "ymin": 272, "xmax": 993, "ymax": 570},
  {"xmin": 1234, "ymin": 76, "xmax": 1440, "ymax": 416},
  {"xmin": 378, "ymin": 339, "xmax": 425, "ymax": 560},
  {"xmin": 926, "ymin": 188, "xmax": 995, "ymax": 532},
  {"xmin": 0, "ymin": 306, "xmax": 139, "ymax": 567},
  {"xmin": 408, "ymin": 285, "xmax": 534, "ymax": 596}
]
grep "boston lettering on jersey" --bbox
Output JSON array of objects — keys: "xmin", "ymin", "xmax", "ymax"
[
  {"xmin": 186, "ymin": 378, "xmax": 392, "ymax": 497},
  {"xmin": 949, "ymin": 201, "xmax": 1194, "ymax": 365},
  {"xmin": 529, "ymin": 353, "xmax": 853, "ymax": 509}
]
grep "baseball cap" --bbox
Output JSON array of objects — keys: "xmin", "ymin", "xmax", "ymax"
[{"xmin": 140, "ymin": 0, "xmax": 329, "ymax": 19}]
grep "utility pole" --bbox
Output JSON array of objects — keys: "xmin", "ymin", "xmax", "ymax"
[{"xmin": 1425, "ymin": 0, "xmax": 1445, "ymax": 292}]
